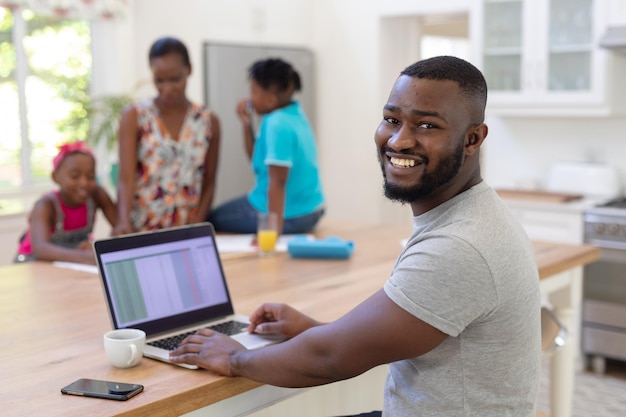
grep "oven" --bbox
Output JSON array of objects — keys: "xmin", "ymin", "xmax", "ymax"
[{"xmin": 582, "ymin": 198, "xmax": 626, "ymax": 373}]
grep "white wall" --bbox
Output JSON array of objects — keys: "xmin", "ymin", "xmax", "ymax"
[
  {"xmin": 309, "ymin": 0, "xmax": 385, "ymax": 224},
  {"xmin": 129, "ymin": 0, "xmax": 315, "ymax": 104},
  {"xmin": 608, "ymin": 0, "xmax": 626, "ymax": 25},
  {"xmin": 482, "ymin": 115, "xmax": 626, "ymax": 192}
]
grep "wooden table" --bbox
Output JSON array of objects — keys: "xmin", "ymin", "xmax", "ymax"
[{"xmin": 0, "ymin": 221, "xmax": 599, "ymax": 417}]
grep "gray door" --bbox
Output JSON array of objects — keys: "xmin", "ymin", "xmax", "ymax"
[{"xmin": 203, "ymin": 43, "xmax": 315, "ymax": 207}]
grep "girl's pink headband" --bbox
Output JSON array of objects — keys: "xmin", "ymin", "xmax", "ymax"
[{"xmin": 52, "ymin": 141, "xmax": 95, "ymax": 171}]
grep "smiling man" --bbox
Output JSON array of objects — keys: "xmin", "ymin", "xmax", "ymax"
[{"xmin": 171, "ymin": 56, "xmax": 541, "ymax": 417}]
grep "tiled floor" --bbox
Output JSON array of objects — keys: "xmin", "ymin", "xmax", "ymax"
[{"xmin": 537, "ymin": 358, "xmax": 626, "ymax": 417}]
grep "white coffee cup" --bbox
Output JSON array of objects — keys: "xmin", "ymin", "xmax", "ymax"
[{"xmin": 103, "ymin": 329, "xmax": 146, "ymax": 368}]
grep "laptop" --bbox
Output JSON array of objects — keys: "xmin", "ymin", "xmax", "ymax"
[{"xmin": 94, "ymin": 222, "xmax": 283, "ymax": 369}]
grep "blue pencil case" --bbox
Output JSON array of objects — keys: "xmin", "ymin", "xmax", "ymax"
[{"xmin": 287, "ymin": 235, "xmax": 355, "ymax": 259}]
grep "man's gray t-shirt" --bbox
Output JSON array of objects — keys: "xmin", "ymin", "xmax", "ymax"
[{"xmin": 383, "ymin": 181, "xmax": 541, "ymax": 416}]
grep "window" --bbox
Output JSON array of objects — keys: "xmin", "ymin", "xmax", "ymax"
[{"xmin": 0, "ymin": 6, "xmax": 91, "ymax": 190}]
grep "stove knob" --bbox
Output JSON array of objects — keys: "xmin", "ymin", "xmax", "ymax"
[
  {"xmin": 594, "ymin": 223, "xmax": 605, "ymax": 234},
  {"xmin": 607, "ymin": 224, "xmax": 619, "ymax": 235}
]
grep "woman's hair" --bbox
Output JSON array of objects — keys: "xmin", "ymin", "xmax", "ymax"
[
  {"xmin": 248, "ymin": 58, "xmax": 302, "ymax": 93},
  {"xmin": 148, "ymin": 36, "xmax": 191, "ymax": 67}
]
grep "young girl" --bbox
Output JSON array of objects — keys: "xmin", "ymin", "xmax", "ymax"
[
  {"xmin": 207, "ymin": 58, "xmax": 325, "ymax": 234},
  {"xmin": 15, "ymin": 141, "xmax": 117, "ymax": 265}
]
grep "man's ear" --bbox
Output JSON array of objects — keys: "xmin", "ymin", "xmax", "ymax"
[{"xmin": 465, "ymin": 124, "xmax": 488, "ymax": 154}]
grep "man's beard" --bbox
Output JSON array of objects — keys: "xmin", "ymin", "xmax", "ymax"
[{"xmin": 381, "ymin": 141, "xmax": 465, "ymax": 204}]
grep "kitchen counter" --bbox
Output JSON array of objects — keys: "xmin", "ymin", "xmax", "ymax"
[
  {"xmin": 495, "ymin": 189, "xmax": 613, "ymax": 245},
  {"xmin": 496, "ymin": 188, "xmax": 609, "ymax": 214},
  {"xmin": 503, "ymin": 196, "xmax": 606, "ymax": 214},
  {"xmin": 533, "ymin": 240, "xmax": 600, "ymax": 279}
]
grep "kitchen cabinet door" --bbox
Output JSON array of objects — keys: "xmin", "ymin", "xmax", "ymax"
[
  {"xmin": 507, "ymin": 207, "xmax": 584, "ymax": 244},
  {"xmin": 471, "ymin": 0, "xmax": 625, "ymax": 116}
]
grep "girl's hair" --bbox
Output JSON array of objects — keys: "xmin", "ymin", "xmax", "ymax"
[
  {"xmin": 248, "ymin": 58, "xmax": 302, "ymax": 93},
  {"xmin": 52, "ymin": 141, "xmax": 94, "ymax": 172},
  {"xmin": 148, "ymin": 36, "xmax": 191, "ymax": 67}
]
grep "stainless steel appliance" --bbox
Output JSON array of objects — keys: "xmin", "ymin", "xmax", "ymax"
[{"xmin": 582, "ymin": 198, "xmax": 626, "ymax": 373}]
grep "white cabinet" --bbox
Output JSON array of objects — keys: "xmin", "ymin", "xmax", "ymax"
[
  {"xmin": 507, "ymin": 205, "xmax": 584, "ymax": 244},
  {"xmin": 470, "ymin": 0, "xmax": 626, "ymax": 116},
  {"xmin": 500, "ymin": 197, "xmax": 597, "ymax": 244}
]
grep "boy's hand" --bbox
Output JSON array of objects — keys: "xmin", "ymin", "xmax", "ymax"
[{"xmin": 236, "ymin": 98, "xmax": 252, "ymax": 125}]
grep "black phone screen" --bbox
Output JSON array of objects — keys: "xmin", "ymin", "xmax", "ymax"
[{"xmin": 61, "ymin": 378, "xmax": 144, "ymax": 401}]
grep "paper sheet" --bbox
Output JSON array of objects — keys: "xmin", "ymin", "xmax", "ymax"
[
  {"xmin": 52, "ymin": 261, "xmax": 99, "ymax": 274},
  {"xmin": 215, "ymin": 234, "xmax": 312, "ymax": 253},
  {"xmin": 51, "ymin": 235, "xmax": 312, "ymax": 271}
]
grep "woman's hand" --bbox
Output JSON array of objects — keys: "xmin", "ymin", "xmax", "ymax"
[{"xmin": 112, "ymin": 220, "xmax": 134, "ymax": 236}]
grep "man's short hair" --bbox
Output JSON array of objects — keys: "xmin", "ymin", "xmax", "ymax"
[{"xmin": 401, "ymin": 56, "xmax": 487, "ymax": 122}]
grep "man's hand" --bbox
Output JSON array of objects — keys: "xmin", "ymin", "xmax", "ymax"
[
  {"xmin": 169, "ymin": 329, "xmax": 246, "ymax": 375},
  {"xmin": 248, "ymin": 303, "xmax": 322, "ymax": 339}
]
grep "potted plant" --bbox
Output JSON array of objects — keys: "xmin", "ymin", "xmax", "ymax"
[
  {"xmin": 86, "ymin": 93, "xmax": 134, "ymax": 187},
  {"xmin": 88, "ymin": 94, "xmax": 134, "ymax": 150}
]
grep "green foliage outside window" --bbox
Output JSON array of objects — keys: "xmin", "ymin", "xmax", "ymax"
[{"xmin": 0, "ymin": 7, "xmax": 91, "ymax": 188}]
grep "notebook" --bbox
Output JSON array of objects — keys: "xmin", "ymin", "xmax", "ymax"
[{"xmin": 94, "ymin": 222, "xmax": 283, "ymax": 369}]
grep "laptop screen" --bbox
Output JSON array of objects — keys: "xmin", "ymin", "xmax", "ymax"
[{"xmin": 94, "ymin": 224, "xmax": 235, "ymax": 336}]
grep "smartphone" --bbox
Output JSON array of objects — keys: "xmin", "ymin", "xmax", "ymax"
[{"xmin": 61, "ymin": 378, "xmax": 143, "ymax": 401}]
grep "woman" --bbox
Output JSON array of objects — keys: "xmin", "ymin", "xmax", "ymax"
[{"xmin": 114, "ymin": 37, "xmax": 220, "ymax": 234}]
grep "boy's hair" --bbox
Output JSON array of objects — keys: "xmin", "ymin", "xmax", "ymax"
[
  {"xmin": 148, "ymin": 36, "xmax": 191, "ymax": 67},
  {"xmin": 248, "ymin": 58, "xmax": 302, "ymax": 93},
  {"xmin": 52, "ymin": 141, "xmax": 95, "ymax": 172},
  {"xmin": 401, "ymin": 56, "xmax": 487, "ymax": 122}
]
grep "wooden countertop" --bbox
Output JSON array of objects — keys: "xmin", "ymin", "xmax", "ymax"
[
  {"xmin": 0, "ymin": 221, "xmax": 600, "ymax": 417},
  {"xmin": 533, "ymin": 240, "xmax": 600, "ymax": 280},
  {"xmin": 496, "ymin": 189, "xmax": 584, "ymax": 204}
]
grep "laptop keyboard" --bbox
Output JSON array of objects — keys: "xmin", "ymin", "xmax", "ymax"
[{"xmin": 148, "ymin": 320, "xmax": 249, "ymax": 351}]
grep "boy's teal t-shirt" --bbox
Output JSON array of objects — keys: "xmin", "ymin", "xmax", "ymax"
[{"xmin": 247, "ymin": 101, "xmax": 324, "ymax": 218}]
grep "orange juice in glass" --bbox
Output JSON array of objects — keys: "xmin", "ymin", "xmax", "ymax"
[{"xmin": 257, "ymin": 212, "xmax": 278, "ymax": 256}]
